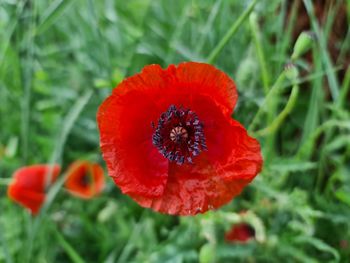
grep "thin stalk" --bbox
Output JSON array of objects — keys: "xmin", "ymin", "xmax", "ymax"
[
  {"xmin": 301, "ymin": 46, "xmax": 323, "ymax": 144},
  {"xmin": 166, "ymin": 4, "xmax": 192, "ymax": 63},
  {"xmin": 296, "ymin": 120, "xmax": 350, "ymax": 160},
  {"xmin": 207, "ymin": 0, "xmax": 258, "ymax": 64},
  {"xmin": 338, "ymin": 66, "xmax": 350, "ymax": 109},
  {"xmin": 248, "ymin": 72, "xmax": 286, "ymax": 132},
  {"xmin": 24, "ymin": 90, "xmax": 93, "ymax": 263},
  {"xmin": 280, "ymin": 66, "xmax": 342, "ymax": 90},
  {"xmin": 314, "ymin": 0, "xmax": 349, "ymax": 193},
  {"xmin": 20, "ymin": 0, "xmax": 36, "ymax": 163},
  {"xmin": 0, "ymin": 221, "xmax": 13, "ymax": 263},
  {"xmin": 249, "ymin": 12, "xmax": 270, "ymax": 94},
  {"xmin": 254, "ymin": 83, "xmax": 299, "ymax": 137},
  {"xmin": 53, "ymin": 225, "xmax": 85, "ymax": 263},
  {"xmin": 275, "ymin": 0, "xmax": 300, "ymax": 70},
  {"xmin": 0, "ymin": 1, "xmax": 26, "ymax": 65},
  {"xmin": 303, "ymin": 0, "xmax": 339, "ymax": 100},
  {"xmin": 116, "ymin": 211, "xmax": 147, "ymax": 263},
  {"xmin": 195, "ymin": 0, "xmax": 222, "ymax": 54},
  {"xmin": 336, "ymin": 29, "xmax": 350, "ymax": 65}
]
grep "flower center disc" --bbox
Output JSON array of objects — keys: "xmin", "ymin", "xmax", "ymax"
[
  {"xmin": 152, "ymin": 105, "xmax": 207, "ymax": 165},
  {"xmin": 170, "ymin": 126, "xmax": 188, "ymax": 143}
]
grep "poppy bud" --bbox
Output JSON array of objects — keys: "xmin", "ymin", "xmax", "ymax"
[
  {"xmin": 7, "ymin": 164, "xmax": 61, "ymax": 215},
  {"xmin": 284, "ymin": 62, "xmax": 299, "ymax": 81},
  {"xmin": 225, "ymin": 223, "xmax": 255, "ymax": 243},
  {"xmin": 64, "ymin": 160, "xmax": 105, "ymax": 199},
  {"xmin": 291, "ymin": 31, "xmax": 315, "ymax": 60}
]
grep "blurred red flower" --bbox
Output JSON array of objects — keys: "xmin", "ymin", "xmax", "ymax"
[
  {"xmin": 64, "ymin": 161, "xmax": 105, "ymax": 199},
  {"xmin": 225, "ymin": 223, "xmax": 255, "ymax": 243},
  {"xmin": 7, "ymin": 164, "xmax": 61, "ymax": 215},
  {"xmin": 97, "ymin": 62, "xmax": 262, "ymax": 215}
]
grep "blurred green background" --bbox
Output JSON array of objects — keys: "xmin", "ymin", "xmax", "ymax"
[{"xmin": 1, "ymin": 0, "xmax": 349, "ymax": 262}]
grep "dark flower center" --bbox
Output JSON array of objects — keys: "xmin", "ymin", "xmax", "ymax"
[
  {"xmin": 80, "ymin": 171, "xmax": 92, "ymax": 187},
  {"xmin": 152, "ymin": 105, "xmax": 207, "ymax": 165}
]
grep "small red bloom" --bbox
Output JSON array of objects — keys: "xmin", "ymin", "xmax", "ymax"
[
  {"xmin": 97, "ymin": 62, "xmax": 262, "ymax": 215},
  {"xmin": 7, "ymin": 164, "xmax": 61, "ymax": 215},
  {"xmin": 64, "ymin": 161, "xmax": 105, "ymax": 199},
  {"xmin": 225, "ymin": 223, "xmax": 255, "ymax": 243}
]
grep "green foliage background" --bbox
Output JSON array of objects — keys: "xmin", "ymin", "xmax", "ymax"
[{"xmin": 0, "ymin": 0, "xmax": 349, "ymax": 262}]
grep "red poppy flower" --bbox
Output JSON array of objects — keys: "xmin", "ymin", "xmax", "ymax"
[
  {"xmin": 97, "ymin": 62, "xmax": 262, "ymax": 215},
  {"xmin": 64, "ymin": 161, "xmax": 105, "ymax": 199},
  {"xmin": 7, "ymin": 164, "xmax": 61, "ymax": 215},
  {"xmin": 225, "ymin": 223, "xmax": 255, "ymax": 243}
]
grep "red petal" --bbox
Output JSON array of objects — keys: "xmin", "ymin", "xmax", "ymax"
[
  {"xmin": 8, "ymin": 185, "xmax": 45, "ymax": 215},
  {"xmin": 97, "ymin": 87, "xmax": 168, "ymax": 197},
  {"xmin": 110, "ymin": 63, "xmax": 237, "ymax": 114},
  {"xmin": 185, "ymin": 95, "xmax": 262, "ymax": 181},
  {"xmin": 64, "ymin": 161, "xmax": 105, "ymax": 199},
  {"xmin": 172, "ymin": 62, "xmax": 237, "ymax": 115},
  {"xmin": 129, "ymin": 97, "xmax": 262, "ymax": 215},
  {"xmin": 130, "ymin": 163, "xmax": 248, "ymax": 215},
  {"xmin": 7, "ymin": 164, "xmax": 61, "ymax": 215}
]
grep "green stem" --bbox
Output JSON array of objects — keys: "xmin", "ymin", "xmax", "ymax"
[
  {"xmin": 0, "ymin": 221, "xmax": 13, "ymax": 263},
  {"xmin": 338, "ymin": 66, "xmax": 350, "ymax": 109},
  {"xmin": 53, "ymin": 225, "xmax": 85, "ymax": 263},
  {"xmin": 207, "ymin": 0, "xmax": 258, "ymax": 64},
  {"xmin": 20, "ymin": 0, "xmax": 36, "ymax": 163},
  {"xmin": 254, "ymin": 83, "xmax": 299, "ymax": 137},
  {"xmin": 296, "ymin": 120, "xmax": 350, "ymax": 160},
  {"xmin": 116, "ymin": 211, "xmax": 147, "ymax": 263},
  {"xmin": 249, "ymin": 12, "xmax": 270, "ymax": 94},
  {"xmin": 248, "ymin": 72, "xmax": 286, "ymax": 132},
  {"xmin": 24, "ymin": 89, "xmax": 93, "ymax": 263},
  {"xmin": 302, "ymin": 0, "xmax": 339, "ymax": 100}
]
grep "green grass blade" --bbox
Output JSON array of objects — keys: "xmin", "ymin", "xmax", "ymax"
[
  {"xmin": 302, "ymin": 0, "xmax": 340, "ymax": 100},
  {"xmin": 23, "ymin": 89, "xmax": 93, "ymax": 263},
  {"xmin": 249, "ymin": 12, "xmax": 270, "ymax": 94},
  {"xmin": 254, "ymin": 83, "xmax": 299, "ymax": 137},
  {"xmin": 207, "ymin": 0, "xmax": 258, "ymax": 64},
  {"xmin": 36, "ymin": 0, "xmax": 75, "ymax": 35},
  {"xmin": 53, "ymin": 225, "xmax": 85, "ymax": 263}
]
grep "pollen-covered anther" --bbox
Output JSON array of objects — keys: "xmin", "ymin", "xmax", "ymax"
[{"xmin": 152, "ymin": 105, "xmax": 207, "ymax": 165}]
